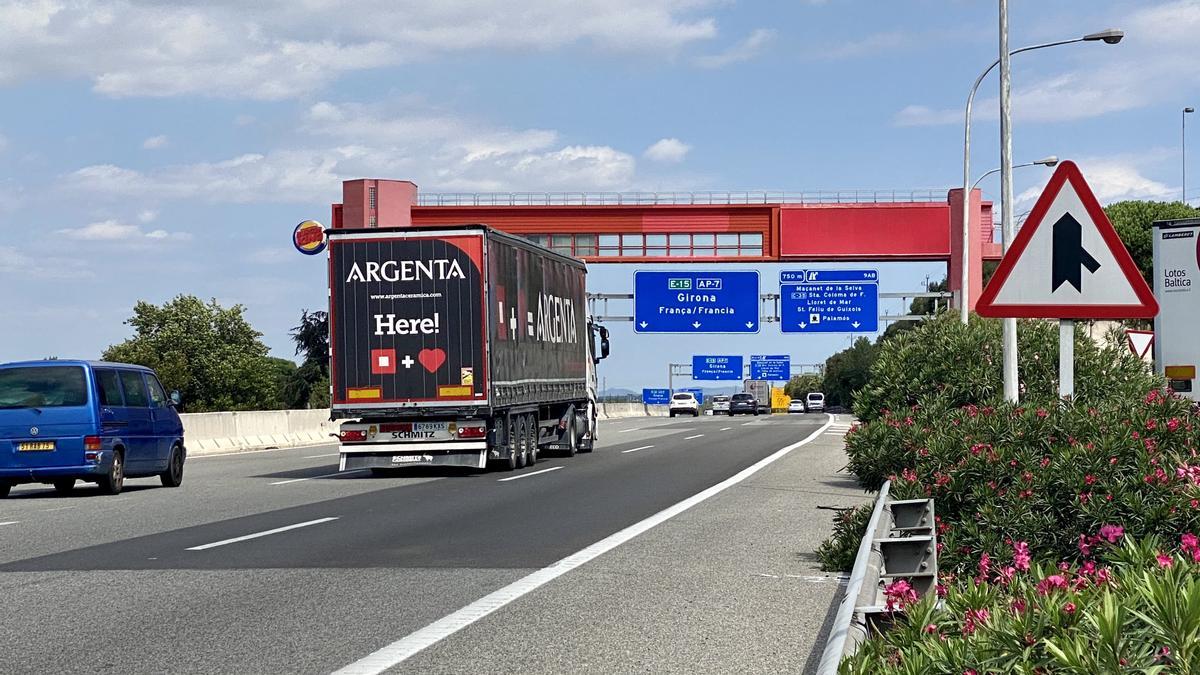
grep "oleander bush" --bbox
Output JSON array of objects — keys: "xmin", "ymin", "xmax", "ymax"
[
  {"xmin": 841, "ymin": 536, "xmax": 1200, "ymax": 674},
  {"xmin": 816, "ymin": 503, "xmax": 874, "ymax": 572}
]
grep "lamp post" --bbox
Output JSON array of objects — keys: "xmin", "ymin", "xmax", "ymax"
[
  {"xmin": 959, "ymin": 28, "xmax": 1124, "ymax": 325},
  {"xmin": 972, "ymin": 156, "xmax": 1059, "ymax": 191},
  {"xmin": 1185, "ymin": 107, "xmax": 1195, "ymax": 204}
]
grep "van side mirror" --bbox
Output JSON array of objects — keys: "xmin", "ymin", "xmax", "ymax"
[{"xmin": 169, "ymin": 390, "xmax": 182, "ymax": 406}]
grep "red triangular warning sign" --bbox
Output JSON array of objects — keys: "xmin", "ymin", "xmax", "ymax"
[{"xmin": 977, "ymin": 160, "xmax": 1158, "ymax": 319}]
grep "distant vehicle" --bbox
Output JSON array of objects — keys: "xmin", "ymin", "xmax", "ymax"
[
  {"xmin": 743, "ymin": 379, "xmax": 771, "ymax": 414},
  {"xmin": 669, "ymin": 392, "xmax": 700, "ymax": 417},
  {"xmin": 787, "ymin": 400, "xmax": 806, "ymax": 414},
  {"xmin": 711, "ymin": 395, "xmax": 731, "ymax": 414},
  {"xmin": 728, "ymin": 392, "xmax": 759, "ymax": 416},
  {"xmin": 806, "ymin": 392, "xmax": 826, "ymax": 412},
  {"xmin": 0, "ymin": 360, "xmax": 186, "ymax": 498}
]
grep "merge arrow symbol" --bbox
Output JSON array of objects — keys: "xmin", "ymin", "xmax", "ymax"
[{"xmin": 1052, "ymin": 212, "xmax": 1101, "ymax": 292}]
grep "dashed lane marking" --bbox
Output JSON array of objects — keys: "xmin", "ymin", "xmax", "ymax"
[
  {"xmin": 269, "ymin": 469, "xmax": 366, "ymax": 485},
  {"xmin": 497, "ymin": 466, "xmax": 563, "ymax": 482},
  {"xmin": 621, "ymin": 445, "xmax": 654, "ymax": 454},
  {"xmin": 0, "ymin": 521, "xmax": 18, "ymax": 526},
  {"xmin": 186, "ymin": 517, "xmax": 339, "ymax": 551},
  {"xmin": 684, "ymin": 434, "xmax": 704, "ymax": 440},
  {"xmin": 719, "ymin": 427, "xmax": 732, "ymax": 431},
  {"xmin": 331, "ymin": 414, "xmax": 835, "ymax": 675}
]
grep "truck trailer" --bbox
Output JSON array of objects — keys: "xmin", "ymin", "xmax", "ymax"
[{"xmin": 328, "ymin": 224, "xmax": 610, "ymax": 472}]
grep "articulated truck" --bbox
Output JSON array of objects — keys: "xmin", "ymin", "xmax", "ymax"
[{"xmin": 328, "ymin": 224, "xmax": 610, "ymax": 472}]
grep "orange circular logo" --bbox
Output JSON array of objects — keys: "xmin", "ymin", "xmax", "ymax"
[{"xmin": 293, "ymin": 220, "xmax": 326, "ymax": 255}]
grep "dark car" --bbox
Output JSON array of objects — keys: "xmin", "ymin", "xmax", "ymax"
[{"xmin": 727, "ymin": 393, "xmax": 759, "ymax": 416}]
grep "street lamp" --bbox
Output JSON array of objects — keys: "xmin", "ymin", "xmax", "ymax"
[
  {"xmin": 959, "ymin": 29, "xmax": 1124, "ymax": 325},
  {"xmin": 1184, "ymin": 107, "xmax": 1194, "ymax": 204},
  {"xmin": 971, "ymin": 156, "xmax": 1059, "ymax": 191}
]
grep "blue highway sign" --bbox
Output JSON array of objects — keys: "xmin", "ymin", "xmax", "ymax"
[
  {"xmin": 781, "ymin": 269, "xmax": 879, "ymax": 284},
  {"xmin": 679, "ymin": 387, "xmax": 704, "ymax": 404},
  {"xmin": 692, "ymin": 355, "xmax": 744, "ymax": 381},
  {"xmin": 750, "ymin": 354, "xmax": 791, "ymax": 381},
  {"xmin": 642, "ymin": 388, "xmax": 671, "ymax": 405},
  {"xmin": 782, "ymin": 269, "xmax": 879, "ymax": 334},
  {"xmin": 634, "ymin": 271, "xmax": 760, "ymax": 333}
]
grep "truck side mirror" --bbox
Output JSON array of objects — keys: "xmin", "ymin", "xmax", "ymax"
[{"xmin": 599, "ymin": 326, "xmax": 610, "ymax": 360}]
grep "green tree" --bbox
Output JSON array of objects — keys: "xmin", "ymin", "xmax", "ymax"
[
  {"xmin": 1104, "ymin": 200, "xmax": 1199, "ymax": 286},
  {"xmin": 102, "ymin": 295, "xmax": 284, "ymax": 412},
  {"xmin": 784, "ymin": 374, "xmax": 823, "ymax": 400},
  {"xmin": 822, "ymin": 337, "xmax": 878, "ymax": 408},
  {"xmin": 284, "ymin": 310, "xmax": 330, "ymax": 409}
]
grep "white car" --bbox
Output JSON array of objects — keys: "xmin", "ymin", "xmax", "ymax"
[
  {"xmin": 805, "ymin": 392, "xmax": 826, "ymax": 412},
  {"xmin": 787, "ymin": 399, "xmax": 805, "ymax": 414},
  {"xmin": 711, "ymin": 395, "xmax": 731, "ymax": 414},
  {"xmin": 669, "ymin": 392, "xmax": 700, "ymax": 417}
]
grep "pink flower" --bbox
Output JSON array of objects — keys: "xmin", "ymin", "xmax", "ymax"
[
  {"xmin": 1011, "ymin": 598, "xmax": 1027, "ymax": 615},
  {"xmin": 1037, "ymin": 408, "xmax": 1049, "ymax": 418},
  {"xmin": 1079, "ymin": 492, "xmax": 1091, "ymax": 505},
  {"xmin": 936, "ymin": 583, "xmax": 948, "ymax": 598},
  {"xmin": 1146, "ymin": 389, "xmax": 1161, "ymax": 403},
  {"xmin": 1098, "ymin": 524, "xmax": 1125, "ymax": 544},
  {"xmin": 1168, "ymin": 418, "xmax": 1182, "ymax": 432},
  {"xmin": 1078, "ymin": 535, "xmax": 1094, "ymax": 557},
  {"xmin": 1095, "ymin": 567, "xmax": 1113, "ymax": 585},
  {"xmin": 994, "ymin": 566, "xmax": 1016, "ymax": 585},
  {"xmin": 1037, "ymin": 575, "xmax": 1067, "ymax": 595},
  {"xmin": 1012, "ymin": 541, "xmax": 1031, "ymax": 571},
  {"xmin": 883, "ymin": 579, "xmax": 919, "ymax": 611},
  {"xmin": 962, "ymin": 608, "xmax": 990, "ymax": 635},
  {"xmin": 1084, "ymin": 474, "xmax": 1096, "ymax": 485},
  {"xmin": 1063, "ymin": 602, "xmax": 1077, "ymax": 614},
  {"xmin": 923, "ymin": 623, "xmax": 938, "ymax": 634},
  {"xmin": 1157, "ymin": 552, "xmax": 1174, "ymax": 568},
  {"xmin": 1147, "ymin": 419, "xmax": 1159, "ymax": 431},
  {"xmin": 1040, "ymin": 457, "xmax": 1051, "ymax": 468}
]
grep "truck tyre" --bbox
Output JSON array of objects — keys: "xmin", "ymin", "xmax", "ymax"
[
  {"xmin": 562, "ymin": 412, "xmax": 578, "ymax": 457},
  {"xmin": 499, "ymin": 417, "xmax": 520, "ymax": 471},
  {"xmin": 525, "ymin": 415, "xmax": 538, "ymax": 466},
  {"xmin": 515, "ymin": 416, "xmax": 529, "ymax": 469}
]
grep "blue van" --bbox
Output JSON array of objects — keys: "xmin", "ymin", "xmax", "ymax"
[{"xmin": 0, "ymin": 360, "xmax": 186, "ymax": 497}]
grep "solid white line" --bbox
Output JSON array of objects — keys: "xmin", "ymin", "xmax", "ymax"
[
  {"xmin": 621, "ymin": 445, "xmax": 654, "ymax": 454},
  {"xmin": 186, "ymin": 517, "xmax": 339, "ymax": 551},
  {"xmin": 684, "ymin": 434, "xmax": 704, "ymax": 440},
  {"xmin": 332, "ymin": 415, "xmax": 835, "ymax": 674},
  {"xmin": 0, "ymin": 521, "xmax": 18, "ymax": 526},
  {"xmin": 497, "ymin": 466, "xmax": 563, "ymax": 482},
  {"xmin": 305, "ymin": 453, "xmax": 339, "ymax": 458},
  {"xmin": 719, "ymin": 427, "xmax": 732, "ymax": 431},
  {"xmin": 270, "ymin": 469, "xmax": 366, "ymax": 485}
]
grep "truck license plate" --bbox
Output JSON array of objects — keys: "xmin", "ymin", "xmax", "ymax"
[{"xmin": 390, "ymin": 422, "xmax": 448, "ymax": 440}]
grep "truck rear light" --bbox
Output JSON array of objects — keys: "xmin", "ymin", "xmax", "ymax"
[
  {"xmin": 84, "ymin": 436, "xmax": 102, "ymax": 451},
  {"xmin": 340, "ymin": 429, "xmax": 367, "ymax": 442},
  {"xmin": 457, "ymin": 425, "xmax": 486, "ymax": 439}
]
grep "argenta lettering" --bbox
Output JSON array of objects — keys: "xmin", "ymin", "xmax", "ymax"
[
  {"xmin": 375, "ymin": 313, "xmax": 441, "ymax": 336},
  {"xmin": 535, "ymin": 294, "xmax": 578, "ymax": 344},
  {"xmin": 346, "ymin": 259, "xmax": 465, "ymax": 283}
]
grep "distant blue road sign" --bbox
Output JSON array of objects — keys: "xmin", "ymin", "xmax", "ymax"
[
  {"xmin": 782, "ymin": 269, "xmax": 879, "ymax": 334},
  {"xmin": 781, "ymin": 269, "xmax": 879, "ymax": 284},
  {"xmin": 634, "ymin": 271, "xmax": 760, "ymax": 333},
  {"xmin": 750, "ymin": 354, "xmax": 791, "ymax": 380},
  {"xmin": 642, "ymin": 388, "xmax": 671, "ymax": 405},
  {"xmin": 679, "ymin": 387, "xmax": 704, "ymax": 404},
  {"xmin": 692, "ymin": 355, "xmax": 744, "ymax": 381}
]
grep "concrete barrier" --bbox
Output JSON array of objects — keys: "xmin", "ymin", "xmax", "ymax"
[
  {"xmin": 599, "ymin": 403, "xmax": 669, "ymax": 418},
  {"xmin": 182, "ymin": 409, "xmax": 339, "ymax": 455}
]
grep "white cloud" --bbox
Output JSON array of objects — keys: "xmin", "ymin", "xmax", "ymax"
[
  {"xmin": 141, "ymin": 134, "xmax": 168, "ymax": 149},
  {"xmin": 643, "ymin": 138, "xmax": 691, "ymax": 163},
  {"xmin": 694, "ymin": 28, "xmax": 774, "ymax": 69},
  {"xmin": 137, "ymin": 209, "xmax": 157, "ymax": 223},
  {"xmin": 55, "ymin": 219, "xmax": 191, "ymax": 243},
  {"xmin": 0, "ymin": 245, "xmax": 95, "ymax": 280},
  {"xmin": 1015, "ymin": 155, "xmax": 1176, "ymax": 206},
  {"xmin": 68, "ymin": 99, "xmax": 640, "ymax": 200},
  {"xmin": 0, "ymin": 1, "xmax": 720, "ymax": 99},
  {"xmin": 893, "ymin": 1, "xmax": 1200, "ymax": 126}
]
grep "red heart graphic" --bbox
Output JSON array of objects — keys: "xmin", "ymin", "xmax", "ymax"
[{"xmin": 418, "ymin": 348, "xmax": 446, "ymax": 373}]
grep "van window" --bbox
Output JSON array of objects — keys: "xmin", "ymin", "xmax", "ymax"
[
  {"xmin": 95, "ymin": 369, "xmax": 124, "ymax": 406},
  {"xmin": 0, "ymin": 366, "xmax": 88, "ymax": 408},
  {"xmin": 807, "ymin": 393, "xmax": 824, "ymax": 402},
  {"xmin": 145, "ymin": 375, "xmax": 166, "ymax": 407},
  {"xmin": 732, "ymin": 393, "xmax": 753, "ymax": 401},
  {"xmin": 119, "ymin": 371, "xmax": 150, "ymax": 407}
]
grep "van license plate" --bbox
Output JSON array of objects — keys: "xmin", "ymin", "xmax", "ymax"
[{"xmin": 18, "ymin": 441, "xmax": 55, "ymax": 451}]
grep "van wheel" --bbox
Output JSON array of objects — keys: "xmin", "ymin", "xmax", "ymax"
[
  {"xmin": 160, "ymin": 444, "xmax": 184, "ymax": 488},
  {"xmin": 525, "ymin": 415, "xmax": 539, "ymax": 466},
  {"xmin": 514, "ymin": 417, "xmax": 528, "ymax": 470},
  {"xmin": 53, "ymin": 479, "xmax": 75, "ymax": 494},
  {"xmin": 1, "ymin": 482, "xmax": 12, "ymax": 498},
  {"xmin": 97, "ymin": 450, "xmax": 124, "ymax": 495}
]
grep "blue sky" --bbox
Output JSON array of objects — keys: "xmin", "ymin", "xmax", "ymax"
[{"xmin": 0, "ymin": 1, "xmax": 1196, "ymax": 391}]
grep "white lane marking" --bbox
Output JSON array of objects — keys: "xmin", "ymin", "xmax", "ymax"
[
  {"xmin": 332, "ymin": 415, "xmax": 835, "ymax": 674},
  {"xmin": 0, "ymin": 521, "xmax": 18, "ymax": 526},
  {"xmin": 742, "ymin": 422, "xmax": 755, "ymax": 426},
  {"xmin": 186, "ymin": 517, "xmax": 339, "ymax": 551},
  {"xmin": 618, "ymin": 428, "xmax": 640, "ymax": 433},
  {"xmin": 684, "ymin": 434, "xmax": 704, "ymax": 440},
  {"xmin": 270, "ymin": 469, "xmax": 366, "ymax": 485},
  {"xmin": 719, "ymin": 427, "xmax": 732, "ymax": 431},
  {"xmin": 621, "ymin": 445, "xmax": 654, "ymax": 454},
  {"xmin": 305, "ymin": 453, "xmax": 339, "ymax": 458},
  {"xmin": 41, "ymin": 506, "xmax": 75, "ymax": 512},
  {"xmin": 497, "ymin": 466, "xmax": 563, "ymax": 482}
]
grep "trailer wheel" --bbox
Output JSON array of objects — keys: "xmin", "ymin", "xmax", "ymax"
[
  {"xmin": 525, "ymin": 415, "xmax": 538, "ymax": 466},
  {"xmin": 562, "ymin": 412, "xmax": 577, "ymax": 457},
  {"xmin": 514, "ymin": 416, "xmax": 528, "ymax": 470},
  {"xmin": 498, "ymin": 416, "xmax": 520, "ymax": 471}
]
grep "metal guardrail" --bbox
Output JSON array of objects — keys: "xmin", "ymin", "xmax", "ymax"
[
  {"xmin": 817, "ymin": 482, "xmax": 938, "ymax": 674},
  {"xmin": 417, "ymin": 189, "xmax": 949, "ymax": 207}
]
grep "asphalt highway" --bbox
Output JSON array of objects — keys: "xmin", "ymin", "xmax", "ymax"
[{"xmin": 0, "ymin": 412, "xmax": 852, "ymax": 674}]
